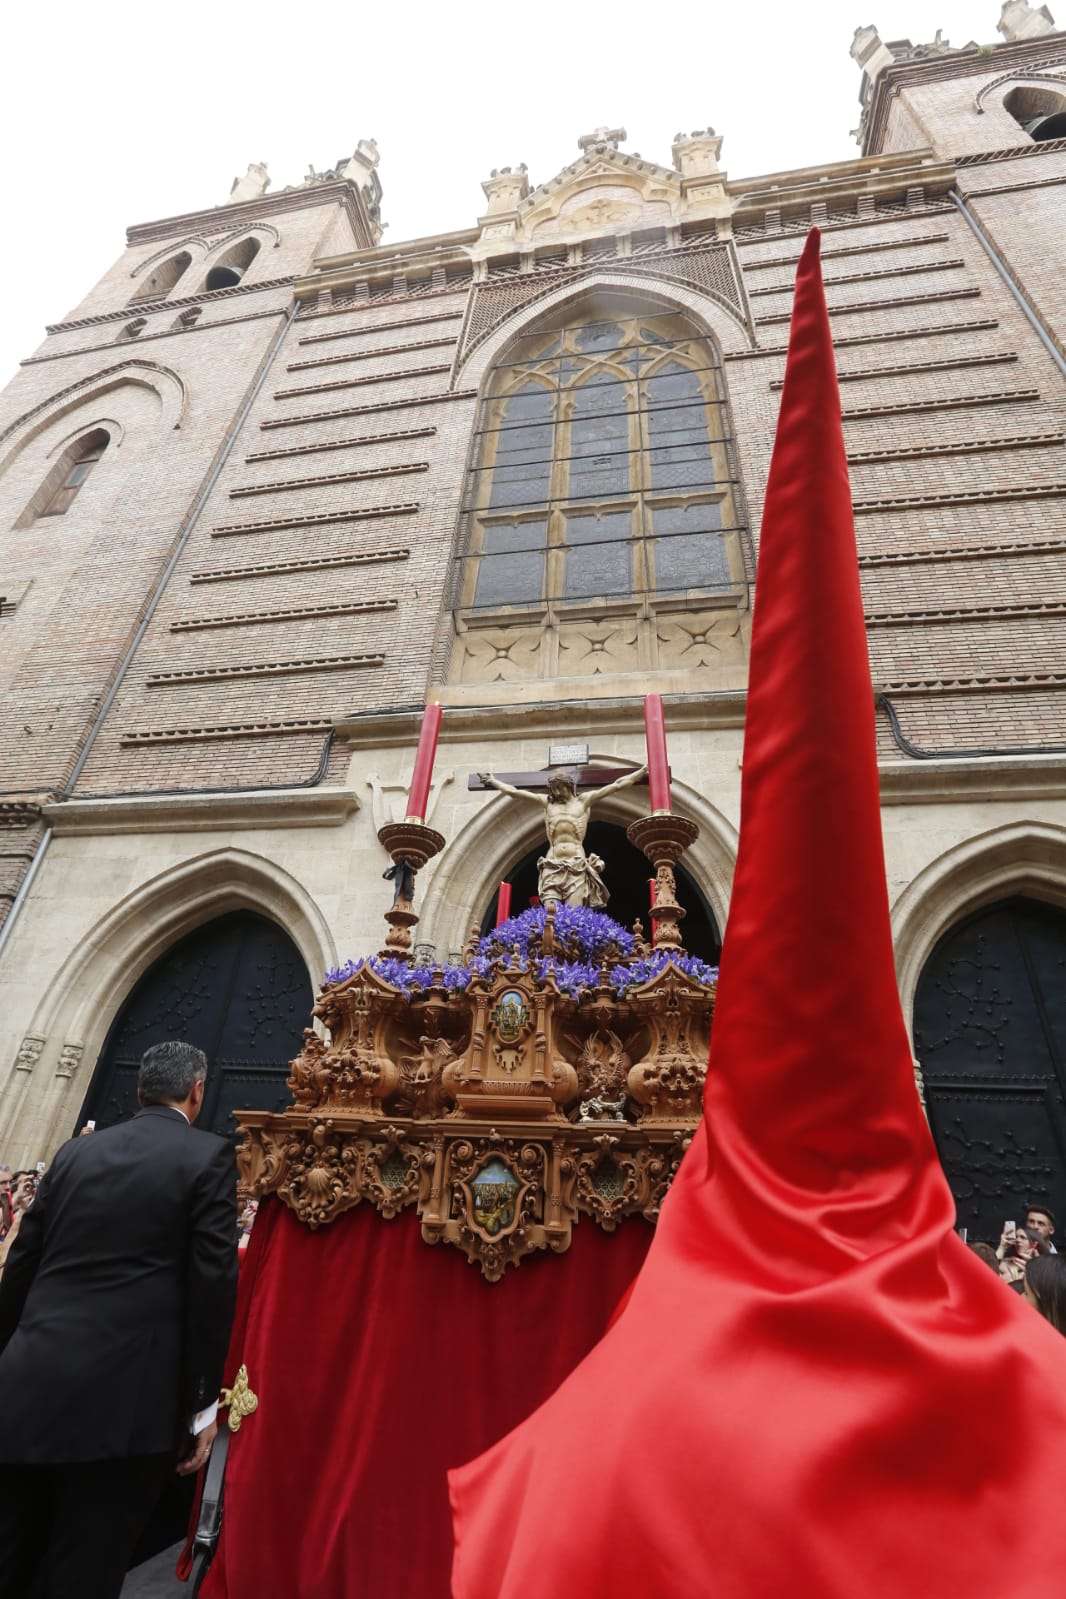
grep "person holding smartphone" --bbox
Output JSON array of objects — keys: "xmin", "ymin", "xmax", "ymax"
[
  {"xmin": 0, "ymin": 1172, "xmax": 40, "ymax": 1278},
  {"xmin": 997, "ymin": 1220, "xmax": 1039, "ymax": 1291}
]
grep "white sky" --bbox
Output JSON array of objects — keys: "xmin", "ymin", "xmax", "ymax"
[{"xmin": 0, "ymin": 1, "xmax": 1013, "ymax": 387}]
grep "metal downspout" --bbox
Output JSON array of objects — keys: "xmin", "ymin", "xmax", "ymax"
[{"xmin": 948, "ymin": 188, "xmax": 1066, "ymax": 382}]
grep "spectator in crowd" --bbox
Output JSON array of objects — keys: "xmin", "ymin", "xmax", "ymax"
[
  {"xmin": 1025, "ymin": 1204, "xmax": 1057, "ymax": 1253},
  {"xmin": 0, "ymin": 1170, "xmax": 42, "ymax": 1276},
  {"xmin": 0, "ymin": 1040, "xmax": 238, "ymax": 1599},
  {"xmin": 996, "ymin": 1223, "xmax": 1039, "ymax": 1291},
  {"xmin": 238, "ymin": 1196, "xmax": 259, "ymax": 1254},
  {"xmin": 967, "ymin": 1241, "xmax": 1001, "ymax": 1273},
  {"xmin": 1024, "ymin": 1254, "xmax": 1066, "ymax": 1334}
]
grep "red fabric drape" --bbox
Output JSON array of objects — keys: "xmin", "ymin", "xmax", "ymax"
[
  {"xmin": 449, "ymin": 233, "xmax": 1066, "ymax": 1597},
  {"xmin": 199, "ymin": 1198, "xmax": 649, "ymax": 1599}
]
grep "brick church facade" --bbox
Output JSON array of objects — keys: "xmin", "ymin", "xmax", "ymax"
[{"xmin": 2, "ymin": 5, "xmax": 1066, "ymax": 1237}]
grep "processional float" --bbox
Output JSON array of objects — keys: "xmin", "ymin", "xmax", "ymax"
[{"xmin": 236, "ymin": 695, "xmax": 714, "ymax": 1281}]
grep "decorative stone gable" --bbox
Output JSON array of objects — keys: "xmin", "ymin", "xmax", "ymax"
[{"xmin": 473, "ymin": 129, "xmax": 732, "ymax": 260}]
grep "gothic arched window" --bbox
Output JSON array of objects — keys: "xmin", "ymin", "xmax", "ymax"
[
  {"xmin": 449, "ymin": 294, "xmax": 746, "ymax": 688},
  {"xmin": 37, "ymin": 429, "xmax": 110, "ymax": 518}
]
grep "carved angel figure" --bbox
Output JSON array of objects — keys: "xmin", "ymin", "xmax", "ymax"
[
  {"xmin": 399, "ymin": 1034, "xmax": 465, "ymax": 1117},
  {"xmin": 577, "ymin": 1029, "xmax": 631, "ymax": 1122}
]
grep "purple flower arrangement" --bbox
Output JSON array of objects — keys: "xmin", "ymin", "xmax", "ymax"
[
  {"xmin": 323, "ymin": 905, "xmax": 717, "ymax": 998},
  {"xmin": 481, "ymin": 904, "xmax": 635, "ymax": 962}
]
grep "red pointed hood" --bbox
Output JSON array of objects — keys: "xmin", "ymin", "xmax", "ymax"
[
  {"xmin": 702, "ymin": 227, "xmax": 945, "ymax": 1267},
  {"xmin": 450, "ymin": 232, "xmax": 1066, "ymax": 1599}
]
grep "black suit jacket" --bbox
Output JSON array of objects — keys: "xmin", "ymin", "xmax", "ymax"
[{"xmin": 0, "ymin": 1105, "xmax": 238, "ymax": 1463}]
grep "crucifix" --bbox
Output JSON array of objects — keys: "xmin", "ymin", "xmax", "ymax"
[
  {"xmin": 473, "ymin": 764, "xmax": 649, "ymax": 909},
  {"xmin": 577, "ymin": 125, "xmax": 627, "ymax": 154}
]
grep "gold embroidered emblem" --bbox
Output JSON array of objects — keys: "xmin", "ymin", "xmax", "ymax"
[{"xmin": 220, "ymin": 1364, "xmax": 259, "ymax": 1433}]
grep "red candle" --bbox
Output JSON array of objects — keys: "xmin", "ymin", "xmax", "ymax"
[
  {"xmin": 648, "ymin": 878, "xmax": 658, "ymax": 919},
  {"xmin": 405, "ymin": 703, "xmax": 442, "ymax": 821},
  {"xmin": 643, "ymin": 694, "xmax": 671, "ymax": 812},
  {"xmin": 496, "ymin": 882, "xmax": 512, "ymax": 927}
]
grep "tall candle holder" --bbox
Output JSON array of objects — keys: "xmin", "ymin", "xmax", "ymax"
[
  {"xmin": 626, "ymin": 814, "xmax": 700, "ymax": 952},
  {"xmin": 377, "ymin": 821, "xmax": 445, "ymax": 959}
]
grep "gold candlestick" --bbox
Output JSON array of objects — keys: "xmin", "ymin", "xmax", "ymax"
[
  {"xmin": 377, "ymin": 821, "xmax": 445, "ymax": 958},
  {"xmin": 626, "ymin": 814, "xmax": 699, "ymax": 952}
]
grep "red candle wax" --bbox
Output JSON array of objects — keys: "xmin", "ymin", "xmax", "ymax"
[
  {"xmin": 643, "ymin": 694, "xmax": 671, "ymax": 812},
  {"xmin": 496, "ymin": 882, "xmax": 512, "ymax": 927},
  {"xmin": 405, "ymin": 703, "xmax": 443, "ymax": 821}
]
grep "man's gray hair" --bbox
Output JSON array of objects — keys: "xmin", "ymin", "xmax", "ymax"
[{"xmin": 138, "ymin": 1040, "xmax": 208, "ymax": 1105}]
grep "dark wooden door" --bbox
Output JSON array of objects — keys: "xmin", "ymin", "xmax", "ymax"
[
  {"xmin": 913, "ymin": 896, "xmax": 1066, "ymax": 1238},
  {"xmin": 80, "ymin": 910, "xmax": 313, "ymax": 1140}
]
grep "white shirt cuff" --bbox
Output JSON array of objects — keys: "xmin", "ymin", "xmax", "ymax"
[{"xmin": 191, "ymin": 1400, "xmax": 219, "ymax": 1436}]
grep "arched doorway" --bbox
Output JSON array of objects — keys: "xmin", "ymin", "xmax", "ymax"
[
  {"xmin": 481, "ymin": 820, "xmax": 721, "ymax": 963},
  {"xmin": 79, "ymin": 909, "xmax": 313, "ymax": 1139},
  {"xmin": 913, "ymin": 896, "xmax": 1066, "ymax": 1237}
]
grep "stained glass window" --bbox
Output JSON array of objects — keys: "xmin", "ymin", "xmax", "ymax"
[{"xmin": 458, "ymin": 299, "xmax": 739, "ymax": 612}]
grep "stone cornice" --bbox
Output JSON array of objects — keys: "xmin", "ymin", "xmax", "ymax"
[
  {"xmin": 336, "ymin": 708, "xmax": 1066, "ymax": 807},
  {"xmin": 126, "ymin": 181, "xmax": 375, "ymax": 251},
  {"xmin": 43, "ymin": 787, "xmax": 358, "ymax": 836},
  {"xmin": 23, "ymin": 307, "xmax": 281, "ymax": 365},
  {"xmin": 335, "ymin": 695, "xmax": 749, "ymax": 751},
  {"xmin": 311, "ymin": 228, "xmax": 480, "ymax": 276},
  {"xmin": 292, "ymin": 152, "xmax": 955, "ymax": 303},
  {"xmin": 878, "ymin": 754, "xmax": 1066, "ymax": 805},
  {"xmin": 729, "ymin": 149, "xmax": 957, "ymax": 221},
  {"xmin": 47, "ymin": 276, "xmax": 294, "ymax": 335}
]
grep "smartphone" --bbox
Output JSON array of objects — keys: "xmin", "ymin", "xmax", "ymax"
[
  {"xmin": 35, "ymin": 1162, "xmax": 46, "ymax": 1176},
  {"xmin": 958, "ymin": 1226, "xmax": 968, "ymax": 1243},
  {"xmin": 1005, "ymin": 1219, "xmax": 1016, "ymax": 1238},
  {"xmin": 86, "ymin": 1120, "xmax": 96, "ymax": 1131}
]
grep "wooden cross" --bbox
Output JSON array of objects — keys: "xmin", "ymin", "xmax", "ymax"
[{"xmin": 467, "ymin": 764, "xmax": 654, "ymax": 792}]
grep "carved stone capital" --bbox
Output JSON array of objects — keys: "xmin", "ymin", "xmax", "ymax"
[
  {"xmin": 14, "ymin": 1035, "xmax": 45, "ymax": 1074},
  {"xmin": 55, "ymin": 1041, "xmax": 84, "ymax": 1080}
]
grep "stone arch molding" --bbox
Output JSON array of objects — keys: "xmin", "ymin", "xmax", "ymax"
[
  {"xmin": 453, "ymin": 269, "xmax": 751, "ymax": 392},
  {"xmin": 974, "ymin": 68, "xmax": 1066, "ymax": 114},
  {"xmin": 129, "ymin": 237, "xmax": 211, "ymax": 282},
  {"xmin": 43, "ymin": 416, "xmax": 126, "ymax": 460},
  {"xmin": 892, "ymin": 820, "xmax": 1066, "ymax": 1025},
  {"xmin": 419, "ymin": 774, "xmax": 737, "ymax": 961},
  {"xmin": 7, "ymin": 847, "xmax": 335, "ymax": 1142},
  {"xmin": 0, "ymin": 360, "xmax": 187, "ymax": 478},
  {"xmin": 211, "ymin": 221, "xmax": 281, "ymax": 253}
]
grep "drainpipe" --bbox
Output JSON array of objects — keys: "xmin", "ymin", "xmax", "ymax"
[
  {"xmin": 0, "ymin": 299, "xmax": 299, "ymax": 965},
  {"xmin": 948, "ymin": 188, "xmax": 1066, "ymax": 381}
]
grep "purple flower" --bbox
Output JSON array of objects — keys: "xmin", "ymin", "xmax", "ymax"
[
  {"xmin": 481, "ymin": 905, "xmax": 635, "ymax": 965},
  {"xmin": 323, "ymin": 906, "xmax": 716, "ymax": 1000}
]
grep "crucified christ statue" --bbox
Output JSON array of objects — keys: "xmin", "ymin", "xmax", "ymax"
[{"xmin": 477, "ymin": 765, "xmax": 648, "ymax": 909}]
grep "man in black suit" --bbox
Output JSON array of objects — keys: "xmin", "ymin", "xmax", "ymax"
[{"xmin": 0, "ymin": 1040, "xmax": 239, "ymax": 1599}]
